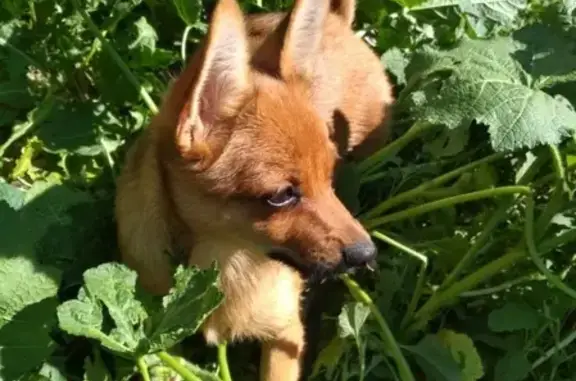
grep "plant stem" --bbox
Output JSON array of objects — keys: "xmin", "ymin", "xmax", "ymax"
[
  {"xmin": 364, "ymin": 186, "xmax": 531, "ymax": 229},
  {"xmin": 218, "ymin": 343, "xmax": 233, "ymax": 381},
  {"xmin": 370, "ymin": 231, "xmax": 428, "ymax": 329},
  {"xmin": 181, "ymin": 25, "xmax": 193, "ymax": 62},
  {"xmin": 532, "ymin": 330, "xmax": 576, "ymax": 370},
  {"xmin": 408, "ymin": 245, "xmax": 526, "ymax": 333},
  {"xmin": 362, "ymin": 152, "xmax": 506, "ymax": 218},
  {"xmin": 548, "ymin": 144, "xmax": 566, "ymax": 184},
  {"xmin": 358, "ymin": 121, "xmax": 434, "ymax": 175},
  {"xmin": 441, "ymin": 198, "xmax": 512, "ymax": 289},
  {"xmin": 340, "ymin": 275, "xmax": 415, "ymax": 381},
  {"xmin": 525, "ymin": 196, "xmax": 576, "ymax": 300},
  {"xmin": 157, "ymin": 351, "xmax": 202, "ymax": 381},
  {"xmin": 459, "ymin": 273, "xmax": 542, "ymax": 298},
  {"xmin": 137, "ymin": 357, "xmax": 151, "ymax": 381},
  {"xmin": 0, "ymin": 91, "xmax": 55, "ymax": 158},
  {"xmin": 539, "ymin": 228, "xmax": 576, "ymax": 253},
  {"xmin": 69, "ymin": 0, "xmax": 159, "ymax": 114}
]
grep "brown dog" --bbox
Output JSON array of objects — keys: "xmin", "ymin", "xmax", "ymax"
[{"xmin": 115, "ymin": 0, "xmax": 394, "ymax": 379}]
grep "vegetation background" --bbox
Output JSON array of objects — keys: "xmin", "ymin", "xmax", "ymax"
[{"xmin": 1, "ymin": 0, "xmax": 576, "ymax": 380}]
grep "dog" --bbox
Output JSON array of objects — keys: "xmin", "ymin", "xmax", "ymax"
[{"xmin": 114, "ymin": 0, "xmax": 394, "ymax": 379}]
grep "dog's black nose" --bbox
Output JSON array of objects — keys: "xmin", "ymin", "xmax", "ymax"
[{"xmin": 342, "ymin": 241, "xmax": 377, "ymax": 267}]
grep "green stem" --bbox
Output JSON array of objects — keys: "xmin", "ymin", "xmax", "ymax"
[
  {"xmin": 370, "ymin": 231, "xmax": 428, "ymax": 329},
  {"xmin": 408, "ymin": 245, "xmax": 526, "ymax": 334},
  {"xmin": 548, "ymin": 145, "xmax": 566, "ymax": 183},
  {"xmin": 539, "ymin": 228, "xmax": 576, "ymax": 253},
  {"xmin": 525, "ymin": 196, "xmax": 576, "ymax": 300},
  {"xmin": 440, "ymin": 198, "xmax": 512, "ymax": 289},
  {"xmin": 137, "ymin": 357, "xmax": 151, "ymax": 381},
  {"xmin": 362, "ymin": 152, "xmax": 506, "ymax": 218},
  {"xmin": 218, "ymin": 343, "xmax": 233, "ymax": 381},
  {"xmin": 459, "ymin": 273, "xmax": 542, "ymax": 298},
  {"xmin": 181, "ymin": 25, "xmax": 193, "ymax": 62},
  {"xmin": 0, "ymin": 91, "xmax": 56, "ymax": 158},
  {"xmin": 532, "ymin": 330, "xmax": 576, "ymax": 370},
  {"xmin": 409, "ymin": 216, "xmax": 576, "ymax": 334},
  {"xmin": 157, "ymin": 351, "xmax": 202, "ymax": 381},
  {"xmin": 364, "ymin": 186, "xmax": 532, "ymax": 229},
  {"xmin": 358, "ymin": 121, "xmax": 434, "ymax": 175},
  {"xmin": 69, "ymin": 0, "xmax": 159, "ymax": 114},
  {"xmin": 340, "ymin": 275, "xmax": 415, "ymax": 381}
]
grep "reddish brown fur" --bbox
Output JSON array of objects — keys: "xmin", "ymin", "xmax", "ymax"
[{"xmin": 115, "ymin": 0, "xmax": 393, "ymax": 380}]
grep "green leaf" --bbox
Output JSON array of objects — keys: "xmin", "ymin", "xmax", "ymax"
[
  {"xmin": 37, "ymin": 101, "xmax": 123, "ymax": 156},
  {"xmin": 83, "ymin": 349, "xmax": 112, "ymax": 381},
  {"xmin": 338, "ymin": 302, "xmax": 370, "ymax": 340},
  {"xmin": 383, "ymin": 48, "xmax": 410, "ymax": 85},
  {"xmin": 57, "ymin": 263, "xmax": 147, "ymax": 356},
  {"xmin": 437, "ymin": 329, "xmax": 484, "ymax": 381},
  {"xmin": 57, "ymin": 262, "xmax": 223, "ymax": 357},
  {"xmin": 403, "ymin": 335, "xmax": 463, "ymax": 381},
  {"xmin": 0, "ymin": 182, "xmax": 93, "ymax": 380},
  {"xmin": 488, "ymin": 302, "xmax": 541, "ymax": 332},
  {"xmin": 173, "ymin": 0, "xmax": 202, "ymax": 26},
  {"xmin": 0, "ymin": 298, "xmax": 59, "ymax": 381},
  {"xmin": 410, "ymin": 0, "xmax": 527, "ymax": 27},
  {"xmin": 416, "ymin": 37, "xmax": 576, "ymax": 151},
  {"xmin": 37, "ymin": 360, "xmax": 68, "ymax": 381},
  {"xmin": 145, "ymin": 263, "xmax": 224, "ymax": 352},
  {"xmin": 563, "ymin": 0, "xmax": 576, "ymax": 15},
  {"xmin": 494, "ymin": 350, "xmax": 531, "ymax": 381},
  {"xmin": 125, "ymin": 17, "xmax": 177, "ymax": 69},
  {"xmin": 311, "ymin": 336, "xmax": 347, "ymax": 379},
  {"xmin": 511, "ymin": 24, "xmax": 576, "ymax": 88},
  {"xmin": 423, "ymin": 125, "xmax": 469, "ymax": 158}
]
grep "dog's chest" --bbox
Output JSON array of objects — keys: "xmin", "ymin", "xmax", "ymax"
[{"xmin": 189, "ymin": 240, "xmax": 304, "ymax": 342}]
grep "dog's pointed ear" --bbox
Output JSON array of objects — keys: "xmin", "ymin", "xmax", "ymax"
[
  {"xmin": 331, "ymin": 0, "xmax": 356, "ymax": 27},
  {"xmin": 279, "ymin": 0, "xmax": 330, "ymax": 81},
  {"xmin": 175, "ymin": 0, "xmax": 250, "ymax": 169}
]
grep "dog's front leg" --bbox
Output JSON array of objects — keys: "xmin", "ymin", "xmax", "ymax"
[{"xmin": 259, "ymin": 316, "xmax": 305, "ymax": 381}]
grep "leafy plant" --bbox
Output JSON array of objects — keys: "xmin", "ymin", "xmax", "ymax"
[{"xmin": 1, "ymin": 0, "xmax": 576, "ymax": 380}]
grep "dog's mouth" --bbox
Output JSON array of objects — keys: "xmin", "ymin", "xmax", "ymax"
[{"xmin": 267, "ymin": 247, "xmax": 377, "ymax": 280}]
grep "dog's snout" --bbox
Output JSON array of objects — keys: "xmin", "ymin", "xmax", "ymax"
[{"xmin": 342, "ymin": 241, "xmax": 377, "ymax": 267}]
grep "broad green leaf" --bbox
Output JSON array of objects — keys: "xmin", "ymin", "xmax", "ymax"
[
  {"xmin": 382, "ymin": 48, "xmax": 409, "ymax": 85},
  {"xmin": 437, "ymin": 329, "xmax": 484, "ymax": 381},
  {"xmin": 494, "ymin": 350, "xmax": 531, "ymax": 381},
  {"xmin": 423, "ymin": 125, "xmax": 470, "ymax": 158},
  {"xmin": 488, "ymin": 302, "xmax": 541, "ymax": 332},
  {"xmin": 83, "ymin": 264, "xmax": 148, "ymax": 348},
  {"xmin": 338, "ymin": 302, "xmax": 370, "ymax": 340},
  {"xmin": 83, "ymin": 349, "xmax": 112, "ymax": 381},
  {"xmin": 511, "ymin": 25, "xmax": 576, "ymax": 88},
  {"xmin": 145, "ymin": 264, "xmax": 223, "ymax": 352},
  {"xmin": 416, "ymin": 37, "xmax": 576, "ymax": 151},
  {"xmin": 37, "ymin": 361, "xmax": 68, "ymax": 381},
  {"xmin": 58, "ymin": 263, "xmax": 223, "ymax": 357},
  {"xmin": 37, "ymin": 101, "xmax": 123, "ymax": 156},
  {"xmin": 403, "ymin": 335, "xmax": 463, "ymax": 381},
  {"xmin": 0, "ymin": 182, "xmax": 93, "ymax": 380},
  {"xmin": 0, "ymin": 182, "xmax": 24, "ymax": 209},
  {"xmin": 0, "ymin": 298, "xmax": 59, "ymax": 381},
  {"xmin": 564, "ymin": 0, "xmax": 576, "ymax": 14},
  {"xmin": 125, "ymin": 17, "xmax": 177, "ymax": 69},
  {"xmin": 173, "ymin": 0, "xmax": 202, "ymax": 26},
  {"xmin": 57, "ymin": 263, "xmax": 147, "ymax": 356},
  {"xmin": 410, "ymin": 0, "xmax": 527, "ymax": 27},
  {"xmin": 311, "ymin": 336, "xmax": 347, "ymax": 378}
]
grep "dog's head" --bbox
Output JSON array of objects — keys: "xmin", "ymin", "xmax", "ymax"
[{"xmin": 162, "ymin": 0, "xmax": 376, "ymax": 273}]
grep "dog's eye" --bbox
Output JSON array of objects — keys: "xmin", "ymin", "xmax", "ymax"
[{"xmin": 266, "ymin": 185, "xmax": 301, "ymax": 207}]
